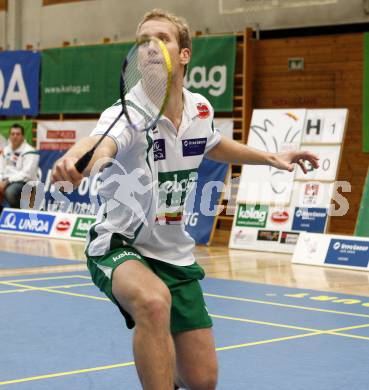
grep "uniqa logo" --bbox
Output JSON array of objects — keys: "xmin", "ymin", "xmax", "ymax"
[
  {"xmin": 184, "ymin": 65, "xmax": 227, "ymax": 96},
  {"xmin": 20, "ymin": 218, "xmax": 50, "ymax": 233},
  {"xmin": 2, "ymin": 213, "xmax": 17, "ymax": 229},
  {"xmin": 0, "ymin": 65, "xmax": 31, "ymax": 109}
]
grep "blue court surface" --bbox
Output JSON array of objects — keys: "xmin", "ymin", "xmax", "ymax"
[
  {"xmin": 0, "ymin": 251, "xmax": 84, "ymax": 269},
  {"xmin": 1, "ymin": 271, "xmax": 369, "ymax": 389}
]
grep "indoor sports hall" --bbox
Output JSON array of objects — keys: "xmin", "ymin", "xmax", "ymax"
[{"xmin": 1, "ymin": 1, "xmax": 369, "ymax": 389}]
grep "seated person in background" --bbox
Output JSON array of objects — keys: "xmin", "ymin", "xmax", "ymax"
[{"xmin": 0, "ymin": 124, "xmax": 39, "ymax": 210}]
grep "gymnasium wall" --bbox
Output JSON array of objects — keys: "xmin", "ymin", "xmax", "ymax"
[
  {"xmin": 252, "ymin": 33, "xmax": 365, "ymax": 235},
  {"xmin": 1, "ymin": 0, "xmax": 369, "ymax": 50},
  {"xmin": 0, "ymin": 10, "xmax": 5, "ymax": 48}
]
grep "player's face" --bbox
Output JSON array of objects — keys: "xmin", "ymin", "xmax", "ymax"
[
  {"xmin": 137, "ymin": 18, "xmax": 190, "ymax": 79},
  {"xmin": 9, "ymin": 128, "xmax": 24, "ymax": 149}
]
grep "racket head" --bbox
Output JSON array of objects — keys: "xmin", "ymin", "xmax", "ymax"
[{"xmin": 120, "ymin": 37, "xmax": 172, "ymax": 132}]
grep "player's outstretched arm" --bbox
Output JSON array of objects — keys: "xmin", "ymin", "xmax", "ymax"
[
  {"xmin": 206, "ymin": 136, "xmax": 319, "ymax": 173},
  {"xmin": 51, "ymin": 136, "xmax": 117, "ymax": 187}
]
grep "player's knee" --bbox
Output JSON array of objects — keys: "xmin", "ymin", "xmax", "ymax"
[
  {"xmin": 135, "ymin": 290, "xmax": 171, "ymax": 326},
  {"xmin": 184, "ymin": 367, "xmax": 217, "ymax": 390}
]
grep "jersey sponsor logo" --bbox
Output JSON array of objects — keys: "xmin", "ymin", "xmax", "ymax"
[
  {"xmin": 153, "ymin": 139, "xmax": 166, "ymax": 161},
  {"xmin": 56, "ymin": 219, "xmax": 71, "ymax": 232},
  {"xmin": 196, "ymin": 103, "xmax": 210, "ymax": 119},
  {"xmin": 157, "ymin": 169, "xmax": 198, "ymax": 224},
  {"xmin": 112, "ymin": 251, "xmax": 142, "ymax": 262},
  {"xmin": 182, "ymin": 137, "xmax": 207, "ymax": 157}
]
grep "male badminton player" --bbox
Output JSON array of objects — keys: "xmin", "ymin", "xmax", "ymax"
[{"xmin": 52, "ymin": 9, "xmax": 319, "ymax": 390}]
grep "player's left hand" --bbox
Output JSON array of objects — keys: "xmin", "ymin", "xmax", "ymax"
[{"xmin": 272, "ymin": 150, "xmax": 320, "ymax": 174}]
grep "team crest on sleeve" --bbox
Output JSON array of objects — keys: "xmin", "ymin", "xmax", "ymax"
[
  {"xmin": 196, "ymin": 103, "xmax": 210, "ymax": 119},
  {"xmin": 154, "ymin": 139, "xmax": 166, "ymax": 161}
]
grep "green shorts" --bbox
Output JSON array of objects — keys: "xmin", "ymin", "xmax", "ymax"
[{"xmin": 87, "ymin": 246, "xmax": 212, "ymax": 334}]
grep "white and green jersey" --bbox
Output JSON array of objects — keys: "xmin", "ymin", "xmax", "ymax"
[
  {"xmin": 86, "ymin": 84, "xmax": 221, "ymax": 266},
  {"xmin": 0, "ymin": 142, "xmax": 39, "ymax": 183}
]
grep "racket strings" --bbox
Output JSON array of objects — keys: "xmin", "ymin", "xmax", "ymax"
[{"xmin": 123, "ymin": 38, "xmax": 171, "ymax": 129}]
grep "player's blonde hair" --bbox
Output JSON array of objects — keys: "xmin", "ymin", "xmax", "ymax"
[
  {"xmin": 137, "ymin": 9, "xmax": 192, "ymax": 75},
  {"xmin": 137, "ymin": 9, "xmax": 192, "ymax": 51}
]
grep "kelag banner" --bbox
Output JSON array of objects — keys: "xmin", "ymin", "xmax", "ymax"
[
  {"xmin": 0, "ymin": 51, "xmax": 40, "ymax": 116},
  {"xmin": 41, "ymin": 42, "xmax": 133, "ymax": 114},
  {"xmin": 185, "ymin": 158, "xmax": 228, "ymax": 244},
  {"xmin": 184, "ymin": 35, "xmax": 236, "ymax": 112},
  {"xmin": 0, "ymin": 120, "xmax": 34, "ymax": 145},
  {"xmin": 41, "ymin": 35, "xmax": 236, "ymax": 114}
]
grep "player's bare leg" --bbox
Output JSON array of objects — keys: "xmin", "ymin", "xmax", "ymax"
[
  {"xmin": 173, "ymin": 328, "xmax": 218, "ymax": 390},
  {"xmin": 112, "ymin": 260, "xmax": 175, "ymax": 390}
]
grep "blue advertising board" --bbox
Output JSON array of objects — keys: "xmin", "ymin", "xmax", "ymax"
[
  {"xmin": 37, "ymin": 151, "xmax": 227, "ymax": 244},
  {"xmin": 292, "ymin": 207, "xmax": 328, "ymax": 233},
  {"xmin": 325, "ymin": 239, "xmax": 369, "ymax": 268},
  {"xmin": 38, "ymin": 150, "xmax": 100, "ymax": 215},
  {"xmin": 185, "ymin": 158, "xmax": 228, "ymax": 244},
  {"xmin": 0, "ymin": 51, "xmax": 40, "ymax": 116},
  {"xmin": 0, "ymin": 209, "xmax": 55, "ymax": 235}
]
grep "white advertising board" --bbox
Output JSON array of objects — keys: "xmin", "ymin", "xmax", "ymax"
[
  {"xmin": 230, "ymin": 108, "xmax": 348, "ymax": 254},
  {"xmin": 236, "ymin": 109, "xmax": 305, "ymax": 205},
  {"xmin": 293, "ymin": 232, "xmax": 369, "ymax": 272}
]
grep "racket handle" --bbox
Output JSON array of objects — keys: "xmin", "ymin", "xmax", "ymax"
[{"xmin": 75, "ymin": 148, "xmax": 95, "ymax": 174}]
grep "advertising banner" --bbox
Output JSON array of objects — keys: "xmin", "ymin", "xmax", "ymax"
[
  {"xmin": 37, "ymin": 120, "xmax": 97, "ymax": 150},
  {"xmin": 38, "ymin": 150, "xmax": 100, "ymax": 215},
  {"xmin": 41, "ymin": 42, "xmax": 133, "ymax": 114},
  {"xmin": 0, "ymin": 208, "xmax": 55, "ymax": 236},
  {"xmin": 0, "ymin": 208, "xmax": 96, "ymax": 240},
  {"xmin": 184, "ymin": 158, "xmax": 228, "ymax": 244},
  {"xmin": 293, "ymin": 232, "xmax": 369, "ymax": 271},
  {"xmin": 184, "ymin": 35, "xmax": 236, "ymax": 112},
  {"xmin": 236, "ymin": 109, "xmax": 305, "ymax": 205},
  {"xmin": 0, "ymin": 51, "xmax": 40, "ymax": 116},
  {"xmin": 41, "ymin": 36, "xmax": 236, "ymax": 114},
  {"xmin": 230, "ymin": 109, "xmax": 348, "ymax": 254}
]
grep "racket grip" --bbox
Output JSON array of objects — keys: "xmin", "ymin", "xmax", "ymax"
[{"xmin": 75, "ymin": 148, "xmax": 95, "ymax": 174}]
